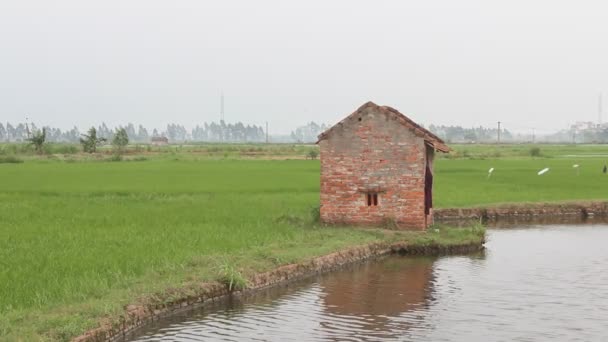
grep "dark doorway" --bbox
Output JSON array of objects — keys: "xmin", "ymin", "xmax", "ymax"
[{"xmin": 424, "ymin": 145, "xmax": 434, "ymax": 223}]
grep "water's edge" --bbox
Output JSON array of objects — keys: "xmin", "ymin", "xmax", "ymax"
[
  {"xmin": 435, "ymin": 200, "xmax": 608, "ymax": 222},
  {"xmin": 131, "ymin": 223, "xmax": 608, "ymax": 341},
  {"xmin": 74, "ymin": 241, "xmax": 484, "ymax": 342},
  {"xmin": 75, "ymin": 201, "xmax": 608, "ymax": 342}
]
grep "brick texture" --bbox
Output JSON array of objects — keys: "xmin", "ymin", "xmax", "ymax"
[{"xmin": 318, "ymin": 102, "xmax": 438, "ymax": 230}]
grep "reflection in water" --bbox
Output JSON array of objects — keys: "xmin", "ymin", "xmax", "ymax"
[
  {"xmin": 130, "ymin": 223, "xmax": 608, "ymax": 342},
  {"xmin": 128, "ymin": 257, "xmax": 443, "ymax": 342},
  {"xmin": 319, "ymin": 257, "xmax": 436, "ymax": 341},
  {"xmin": 323, "ymin": 257, "xmax": 435, "ymax": 316}
]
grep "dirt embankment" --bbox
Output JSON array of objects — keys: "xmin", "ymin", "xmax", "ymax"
[
  {"xmin": 74, "ymin": 239, "xmax": 483, "ymax": 342},
  {"xmin": 435, "ymin": 201, "xmax": 608, "ymax": 222}
]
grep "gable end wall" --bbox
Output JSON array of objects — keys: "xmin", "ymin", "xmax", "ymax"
[{"xmin": 319, "ymin": 106, "xmax": 428, "ymax": 230}]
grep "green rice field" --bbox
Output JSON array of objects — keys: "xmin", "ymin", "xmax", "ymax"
[{"xmin": 0, "ymin": 144, "xmax": 607, "ymax": 340}]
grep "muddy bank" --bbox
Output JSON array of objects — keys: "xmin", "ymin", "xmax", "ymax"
[
  {"xmin": 435, "ymin": 201, "xmax": 608, "ymax": 222},
  {"xmin": 74, "ymin": 239, "xmax": 483, "ymax": 342}
]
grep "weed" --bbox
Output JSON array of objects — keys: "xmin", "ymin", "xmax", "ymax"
[
  {"xmin": 310, "ymin": 205, "xmax": 320, "ymax": 223},
  {"xmin": 217, "ymin": 262, "xmax": 248, "ymax": 291},
  {"xmin": 107, "ymin": 154, "xmax": 123, "ymax": 162},
  {"xmin": 530, "ymin": 147, "xmax": 542, "ymax": 157},
  {"xmin": 0, "ymin": 156, "xmax": 23, "ymax": 164},
  {"xmin": 382, "ymin": 217, "xmax": 400, "ymax": 230}
]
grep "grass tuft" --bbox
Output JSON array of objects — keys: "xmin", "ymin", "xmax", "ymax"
[{"xmin": 217, "ymin": 262, "xmax": 248, "ymax": 291}]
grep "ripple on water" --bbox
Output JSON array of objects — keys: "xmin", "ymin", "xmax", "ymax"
[{"xmin": 131, "ymin": 224, "xmax": 608, "ymax": 342}]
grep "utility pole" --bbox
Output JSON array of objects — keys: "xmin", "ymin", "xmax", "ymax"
[
  {"xmin": 265, "ymin": 121, "xmax": 269, "ymax": 144},
  {"xmin": 599, "ymin": 93, "xmax": 603, "ymax": 126},
  {"xmin": 220, "ymin": 91, "xmax": 225, "ymax": 122},
  {"xmin": 532, "ymin": 128, "xmax": 535, "ymax": 143},
  {"xmin": 497, "ymin": 121, "xmax": 501, "ymax": 144}
]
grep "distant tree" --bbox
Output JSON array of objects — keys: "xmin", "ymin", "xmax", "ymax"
[
  {"xmin": 529, "ymin": 147, "xmax": 541, "ymax": 157},
  {"xmin": 463, "ymin": 131, "xmax": 477, "ymax": 142},
  {"xmin": 97, "ymin": 122, "xmax": 112, "ymax": 141},
  {"xmin": 125, "ymin": 123, "xmax": 136, "ymax": 141},
  {"xmin": 291, "ymin": 122, "xmax": 328, "ymax": 143},
  {"xmin": 44, "ymin": 126, "xmax": 62, "ymax": 142},
  {"xmin": 307, "ymin": 149, "xmax": 319, "ymax": 160},
  {"xmin": 6, "ymin": 123, "xmax": 15, "ymax": 142},
  {"xmin": 27, "ymin": 128, "xmax": 46, "ymax": 154},
  {"xmin": 599, "ymin": 128, "xmax": 608, "ymax": 143},
  {"xmin": 64, "ymin": 126, "xmax": 80, "ymax": 143},
  {"xmin": 137, "ymin": 125, "xmax": 149, "ymax": 142},
  {"xmin": 112, "ymin": 127, "xmax": 129, "ymax": 155},
  {"xmin": 582, "ymin": 130, "xmax": 596, "ymax": 143},
  {"xmin": 80, "ymin": 127, "xmax": 106, "ymax": 153},
  {"xmin": 15, "ymin": 123, "xmax": 27, "ymax": 142},
  {"xmin": 429, "ymin": 125, "xmax": 513, "ymax": 143}
]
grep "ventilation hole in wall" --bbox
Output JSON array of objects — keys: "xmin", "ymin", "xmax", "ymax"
[
  {"xmin": 366, "ymin": 193, "xmax": 379, "ymax": 206},
  {"xmin": 358, "ymin": 117, "xmax": 362, "ymax": 122}
]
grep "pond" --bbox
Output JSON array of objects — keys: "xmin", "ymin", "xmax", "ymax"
[{"xmin": 129, "ymin": 221, "xmax": 608, "ymax": 341}]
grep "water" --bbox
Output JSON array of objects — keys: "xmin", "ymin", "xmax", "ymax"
[{"xmin": 130, "ymin": 223, "xmax": 608, "ymax": 341}]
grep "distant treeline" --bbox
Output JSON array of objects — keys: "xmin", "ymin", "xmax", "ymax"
[
  {"xmin": 0, "ymin": 121, "xmax": 267, "ymax": 143},
  {"xmin": 290, "ymin": 122, "xmax": 330, "ymax": 143},
  {"xmin": 291, "ymin": 123, "xmax": 517, "ymax": 144},
  {"xmin": 427, "ymin": 125, "xmax": 513, "ymax": 143},
  {"xmin": 545, "ymin": 126, "xmax": 608, "ymax": 144},
  {"xmin": 0, "ymin": 121, "xmax": 331, "ymax": 144},
  {"xmin": 5, "ymin": 119, "xmax": 604, "ymax": 144}
]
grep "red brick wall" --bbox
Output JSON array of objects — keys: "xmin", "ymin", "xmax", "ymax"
[{"xmin": 319, "ymin": 104, "xmax": 428, "ymax": 230}]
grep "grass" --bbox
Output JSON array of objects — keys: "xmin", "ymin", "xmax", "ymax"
[
  {"xmin": 0, "ymin": 142, "xmax": 318, "ymax": 161},
  {"xmin": 411, "ymin": 224, "xmax": 486, "ymax": 246},
  {"xmin": 0, "ymin": 155, "xmax": 23, "ymax": 164},
  {"xmin": 217, "ymin": 261, "xmax": 249, "ymax": 291},
  {"xmin": 434, "ymin": 158, "xmax": 608, "ymax": 207},
  {"xmin": 0, "ymin": 160, "xmax": 399, "ymax": 340},
  {"xmin": 0, "ymin": 143, "xmax": 605, "ymax": 340},
  {"xmin": 440, "ymin": 143, "xmax": 608, "ymax": 159}
]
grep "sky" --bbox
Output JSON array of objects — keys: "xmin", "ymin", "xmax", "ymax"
[{"xmin": 1, "ymin": 0, "xmax": 608, "ymax": 135}]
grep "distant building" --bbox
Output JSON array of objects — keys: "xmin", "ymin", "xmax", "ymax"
[
  {"xmin": 317, "ymin": 102, "xmax": 450, "ymax": 230},
  {"xmin": 150, "ymin": 136, "xmax": 169, "ymax": 146}
]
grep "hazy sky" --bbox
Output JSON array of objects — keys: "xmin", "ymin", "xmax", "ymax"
[{"xmin": 2, "ymin": 0, "xmax": 608, "ymax": 134}]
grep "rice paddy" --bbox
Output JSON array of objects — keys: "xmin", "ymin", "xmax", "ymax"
[{"xmin": 0, "ymin": 143, "xmax": 606, "ymax": 340}]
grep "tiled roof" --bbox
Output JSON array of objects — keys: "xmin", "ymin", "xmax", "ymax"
[{"xmin": 317, "ymin": 101, "xmax": 450, "ymax": 152}]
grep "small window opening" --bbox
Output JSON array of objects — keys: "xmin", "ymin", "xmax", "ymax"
[
  {"xmin": 358, "ymin": 117, "xmax": 362, "ymax": 122},
  {"xmin": 366, "ymin": 193, "xmax": 379, "ymax": 206}
]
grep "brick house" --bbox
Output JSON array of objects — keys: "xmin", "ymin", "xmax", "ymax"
[
  {"xmin": 150, "ymin": 136, "xmax": 169, "ymax": 146},
  {"xmin": 317, "ymin": 102, "xmax": 450, "ymax": 230}
]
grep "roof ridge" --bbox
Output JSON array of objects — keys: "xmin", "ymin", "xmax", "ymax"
[{"xmin": 316, "ymin": 102, "xmax": 450, "ymax": 153}]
